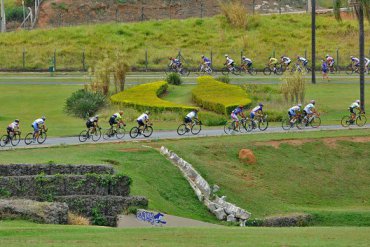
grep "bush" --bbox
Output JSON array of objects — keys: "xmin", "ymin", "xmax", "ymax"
[
  {"xmin": 111, "ymin": 81, "xmax": 194, "ymax": 113},
  {"xmin": 219, "ymin": 0, "xmax": 248, "ymax": 29},
  {"xmin": 64, "ymin": 89, "xmax": 107, "ymax": 118},
  {"xmin": 166, "ymin": 73, "xmax": 183, "ymax": 85},
  {"xmin": 68, "ymin": 213, "xmax": 90, "ymax": 225},
  {"xmin": 216, "ymin": 75, "xmax": 230, "ymax": 84},
  {"xmin": 280, "ymin": 71, "xmax": 306, "ymax": 104},
  {"xmin": 192, "ymin": 76, "xmax": 252, "ymax": 115},
  {"xmin": 5, "ymin": 7, "xmax": 24, "ymax": 22},
  {"xmin": 198, "ymin": 112, "xmax": 227, "ymax": 126}
]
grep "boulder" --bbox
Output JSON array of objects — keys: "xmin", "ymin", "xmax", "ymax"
[
  {"xmin": 227, "ymin": 214, "xmax": 237, "ymax": 222},
  {"xmin": 238, "ymin": 149, "xmax": 257, "ymax": 165},
  {"xmin": 213, "ymin": 208, "xmax": 226, "ymax": 220}
]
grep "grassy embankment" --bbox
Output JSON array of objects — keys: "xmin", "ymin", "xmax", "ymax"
[{"xmin": 0, "ymin": 13, "xmax": 369, "ymax": 70}]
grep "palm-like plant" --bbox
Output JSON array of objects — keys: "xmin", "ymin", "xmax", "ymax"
[{"xmin": 334, "ymin": 0, "xmax": 370, "ymax": 111}]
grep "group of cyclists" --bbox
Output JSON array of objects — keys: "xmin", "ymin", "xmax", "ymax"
[
  {"xmin": 168, "ymin": 54, "xmax": 370, "ymax": 75},
  {"xmin": 3, "ymin": 117, "xmax": 47, "ymax": 145}
]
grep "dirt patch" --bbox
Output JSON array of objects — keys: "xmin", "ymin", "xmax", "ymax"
[
  {"xmin": 239, "ymin": 149, "xmax": 257, "ymax": 165},
  {"xmin": 120, "ymin": 148, "xmax": 144, "ymax": 152},
  {"xmin": 254, "ymin": 136, "xmax": 370, "ymax": 149}
]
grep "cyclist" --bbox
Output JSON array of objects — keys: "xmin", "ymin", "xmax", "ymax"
[
  {"xmin": 201, "ymin": 55, "xmax": 211, "ymax": 72},
  {"xmin": 137, "ymin": 111, "xmax": 150, "ymax": 132},
  {"xmin": 6, "ymin": 119, "xmax": 20, "ymax": 138},
  {"xmin": 184, "ymin": 109, "xmax": 199, "ymax": 130},
  {"xmin": 288, "ymin": 104, "xmax": 302, "ymax": 124},
  {"xmin": 109, "ymin": 111, "xmax": 126, "ymax": 128},
  {"xmin": 169, "ymin": 57, "xmax": 181, "ymax": 71},
  {"xmin": 297, "ymin": 56, "xmax": 308, "ymax": 68},
  {"xmin": 280, "ymin": 56, "xmax": 291, "ymax": 70},
  {"xmin": 224, "ymin": 54, "xmax": 235, "ymax": 71},
  {"xmin": 250, "ymin": 103, "xmax": 264, "ymax": 128},
  {"xmin": 349, "ymin": 99, "xmax": 361, "ymax": 122},
  {"xmin": 242, "ymin": 56, "xmax": 253, "ymax": 69},
  {"xmin": 268, "ymin": 57, "xmax": 279, "ymax": 72},
  {"xmin": 303, "ymin": 100, "xmax": 317, "ymax": 124},
  {"xmin": 364, "ymin": 57, "xmax": 370, "ymax": 73},
  {"xmin": 86, "ymin": 115, "xmax": 100, "ymax": 134},
  {"xmin": 325, "ymin": 54, "xmax": 335, "ymax": 72},
  {"xmin": 32, "ymin": 116, "xmax": 47, "ymax": 141},
  {"xmin": 231, "ymin": 105, "xmax": 245, "ymax": 130},
  {"xmin": 350, "ymin": 56, "xmax": 360, "ymax": 68},
  {"xmin": 321, "ymin": 60, "xmax": 329, "ymax": 81}
]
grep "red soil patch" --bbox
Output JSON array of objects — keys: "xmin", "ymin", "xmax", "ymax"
[{"xmin": 239, "ymin": 149, "xmax": 257, "ymax": 165}]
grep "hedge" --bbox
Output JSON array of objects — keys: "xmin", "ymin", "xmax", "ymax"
[
  {"xmin": 111, "ymin": 81, "xmax": 195, "ymax": 113},
  {"xmin": 192, "ymin": 76, "xmax": 252, "ymax": 115}
]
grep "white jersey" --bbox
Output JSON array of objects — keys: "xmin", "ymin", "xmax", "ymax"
[
  {"xmin": 282, "ymin": 57, "xmax": 291, "ymax": 63},
  {"xmin": 304, "ymin": 103, "xmax": 315, "ymax": 113},
  {"xmin": 186, "ymin": 111, "xmax": 197, "ymax": 119},
  {"xmin": 8, "ymin": 122, "xmax": 19, "ymax": 129},
  {"xmin": 350, "ymin": 102, "xmax": 360, "ymax": 109},
  {"xmin": 365, "ymin": 57, "xmax": 370, "ymax": 64},
  {"xmin": 298, "ymin": 57, "xmax": 307, "ymax": 63},
  {"xmin": 226, "ymin": 57, "xmax": 234, "ymax": 65},
  {"xmin": 289, "ymin": 106, "xmax": 301, "ymax": 112},
  {"xmin": 242, "ymin": 58, "xmax": 252, "ymax": 63},
  {"xmin": 33, "ymin": 118, "xmax": 45, "ymax": 126},
  {"xmin": 137, "ymin": 113, "xmax": 149, "ymax": 122}
]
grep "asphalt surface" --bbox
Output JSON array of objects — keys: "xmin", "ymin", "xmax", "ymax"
[{"xmin": 1, "ymin": 124, "xmax": 368, "ymax": 151}]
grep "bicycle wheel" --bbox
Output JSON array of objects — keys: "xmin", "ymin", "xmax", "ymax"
[
  {"xmin": 281, "ymin": 117, "xmax": 292, "ymax": 130},
  {"xmin": 115, "ymin": 127, "xmax": 125, "ymax": 139},
  {"xmin": 0, "ymin": 135, "xmax": 9, "ymax": 147},
  {"xmin": 11, "ymin": 134, "xmax": 21, "ymax": 146},
  {"xmin": 180, "ymin": 68, "xmax": 190, "ymax": 77},
  {"xmin": 130, "ymin": 127, "xmax": 140, "ymax": 138},
  {"xmin": 341, "ymin": 116, "xmax": 352, "ymax": 127},
  {"xmin": 205, "ymin": 67, "xmax": 213, "ymax": 75},
  {"xmin": 345, "ymin": 65, "xmax": 354, "ymax": 75},
  {"xmin": 221, "ymin": 67, "xmax": 230, "ymax": 76},
  {"xmin": 143, "ymin": 126, "xmax": 153, "ymax": 138},
  {"xmin": 263, "ymin": 67, "xmax": 271, "ymax": 75},
  {"xmin": 24, "ymin": 132, "xmax": 34, "ymax": 145},
  {"xmin": 37, "ymin": 132, "xmax": 47, "ymax": 144},
  {"xmin": 91, "ymin": 129, "xmax": 101, "ymax": 142},
  {"xmin": 232, "ymin": 67, "xmax": 241, "ymax": 75},
  {"xmin": 258, "ymin": 119, "xmax": 269, "ymax": 131},
  {"xmin": 79, "ymin": 130, "xmax": 89, "ymax": 142},
  {"xmin": 275, "ymin": 67, "xmax": 283, "ymax": 75},
  {"xmin": 177, "ymin": 124, "xmax": 187, "ymax": 136},
  {"xmin": 310, "ymin": 116, "xmax": 321, "ymax": 128},
  {"xmin": 103, "ymin": 129, "xmax": 113, "ymax": 140},
  {"xmin": 165, "ymin": 67, "xmax": 174, "ymax": 75},
  {"xmin": 249, "ymin": 67, "xmax": 257, "ymax": 76},
  {"xmin": 224, "ymin": 121, "xmax": 235, "ymax": 134},
  {"xmin": 356, "ymin": 114, "xmax": 367, "ymax": 127},
  {"xmin": 191, "ymin": 123, "xmax": 202, "ymax": 135}
]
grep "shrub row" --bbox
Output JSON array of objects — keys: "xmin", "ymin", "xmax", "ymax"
[
  {"xmin": 111, "ymin": 81, "xmax": 195, "ymax": 113},
  {"xmin": 192, "ymin": 76, "xmax": 252, "ymax": 115}
]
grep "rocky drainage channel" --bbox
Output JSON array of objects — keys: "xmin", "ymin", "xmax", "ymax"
[{"xmin": 0, "ymin": 164, "xmax": 147, "ymax": 226}]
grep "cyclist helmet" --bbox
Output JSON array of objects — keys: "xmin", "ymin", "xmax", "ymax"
[
  {"xmin": 201, "ymin": 55, "xmax": 204, "ymax": 58},
  {"xmin": 239, "ymin": 104, "xmax": 244, "ymax": 109},
  {"xmin": 15, "ymin": 119, "xmax": 20, "ymax": 123},
  {"xmin": 259, "ymin": 103, "xmax": 264, "ymax": 107},
  {"xmin": 119, "ymin": 111, "xmax": 124, "ymax": 115},
  {"xmin": 169, "ymin": 57, "xmax": 173, "ymax": 60},
  {"xmin": 242, "ymin": 56, "xmax": 246, "ymax": 59},
  {"xmin": 95, "ymin": 115, "xmax": 99, "ymax": 119},
  {"xmin": 310, "ymin": 100, "xmax": 315, "ymax": 105},
  {"xmin": 298, "ymin": 103, "xmax": 302, "ymax": 107},
  {"xmin": 356, "ymin": 99, "xmax": 360, "ymax": 104},
  {"xmin": 225, "ymin": 54, "xmax": 228, "ymax": 57},
  {"xmin": 325, "ymin": 54, "xmax": 329, "ymax": 58},
  {"xmin": 41, "ymin": 116, "xmax": 46, "ymax": 120},
  {"xmin": 194, "ymin": 108, "xmax": 199, "ymax": 112},
  {"xmin": 145, "ymin": 110, "xmax": 150, "ymax": 115},
  {"xmin": 350, "ymin": 56, "xmax": 354, "ymax": 59}
]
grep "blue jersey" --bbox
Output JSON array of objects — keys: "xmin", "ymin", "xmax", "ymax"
[
  {"xmin": 203, "ymin": 57, "xmax": 211, "ymax": 63},
  {"xmin": 322, "ymin": 62, "xmax": 328, "ymax": 70},
  {"xmin": 232, "ymin": 107, "xmax": 243, "ymax": 115}
]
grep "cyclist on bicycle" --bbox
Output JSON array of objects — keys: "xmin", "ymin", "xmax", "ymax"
[
  {"xmin": 349, "ymin": 99, "xmax": 361, "ymax": 122},
  {"xmin": 184, "ymin": 109, "xmax": 199, "ymax": 130},
  {"xmin": 268, "ymin": 57, "xmax": 279, "ymax": 72},
  {"xmin": 321, "ymin": 59, "xmax": 329, "ymax": 81},
  {"xmin": 297, "ymin": 56, "xmax": 308, "ymax": 67},
  {"xmin": 365, "ymin": 57, "xmax": 370, "ymax": 73},
  {"xmin": 224, "ymin": 54, "xmax": 235, "ymax": 70},
  {"xmin": 350, "ymin": 56, "xmax": 360, "ymax": 68},
  {"xmin": 250, "ymin": 103, "xmax": 264, "ymax": 128},
  {"xmin": 32, "ymin": 116, "xmax": 47, "ymax": 141},
  {"xmin": 231, "ymin": 105, "xmax": 245, "ymax": 130},
  {"xmin": 7, "ymin": 119, "xmax": 20, "ymax": 137},
  {"xmin": 280, "ymin": 56, "xmax": 291, "ymax": 70},
  {"xmin": 303, "ymin": 100, "xmax": 317, "ymax": 124},
  {"xmin": 109, "ymin": 111, "xmax": 126, "ymax": 128},
  {"xmin": 86, "ymin": 115, "xmax": 100, "ymax": 133},
  {"xmin": 137, "ymin": 111, "xmax": 150, "ymax": 132},
  {"xmin": 242, "ymin": 56, "xmax": 253, "ymax": 69},
  {"xmin": 169, "ymin": 57, "xmax": 182, "ymax": 71},
  {"xmin": 201, "ymin": 55, "xmax": 211, "ymax": 67},
  {"xmin": 326, "ymin": 54, "xmax": 335, "ymax": 71},
  {"xmin": 288, "ymin": 104, "xmax": 302, "ymax": 124}
]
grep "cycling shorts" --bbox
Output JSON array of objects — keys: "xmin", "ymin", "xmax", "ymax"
[
  {"xmin": 250, "ymin": 112, "xmax": 256, "ymax": 119},
  {"xmin": 231, "ymin": 113, "xmax": 239, "ymax": 122},
  {"xmin": 6, "ymin": 127, "xmax": 13, "ymax": 133},
  {"xmin": 184, "ymin": 117, "xmax": 192, "ymax": 123},
  {"xmin": 109, "ymin": 116, "xmax": 117, "ymax": 126},
  {"xmin": 86, "ymin": 121, "xmax": 94, "ymax": 128},
  {"xmin": 32, "ymin": 123, "xmax": 39, "ymax": 132},
  {"xmin": 137, "ymin": 120, "xmax": 145, "ymax": 126},
  {"xmin": 349, "ymin": 107, "xmax": 355, "ymax": 114},
  {"xmin": 288, "ymin": 110, "xmax": 296, "ymax": 117}
]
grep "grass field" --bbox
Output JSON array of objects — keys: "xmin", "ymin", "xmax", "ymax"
[
  {"xmin": 0, "ymin": 13, "xmax": 369, "ymax": 70},
  {"xmin": 1, "ymin": 220, "xmax": 370, "ymax": 247}
]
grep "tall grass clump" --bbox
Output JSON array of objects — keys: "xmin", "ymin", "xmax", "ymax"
[
  {"xmin": 280, "ymin": 71, "xmax": 306, "ymax": 104},
  {"xmin": 219, "ymin": 0, "xmax": 248, "ymax": 29},
  {"xmin": 166, "ymin": 73, "xmax": 183, "ymax": 85},
  {"xmin": 64, "ymin": 89, "xmax": 107, "ymax": 118}
]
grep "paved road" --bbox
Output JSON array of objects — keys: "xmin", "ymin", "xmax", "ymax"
[{"xmin": 1, "ymin": 124, "xmax": 368, "ymax": 151}]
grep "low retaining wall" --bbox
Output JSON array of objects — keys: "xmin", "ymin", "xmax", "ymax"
[
  {"xmin": 160, "ymin": 146, "xmax": 251, "ymax": 226},
  {"xmin": 0, "ymin": 164, "xmax": 114, "ymax": 176}
]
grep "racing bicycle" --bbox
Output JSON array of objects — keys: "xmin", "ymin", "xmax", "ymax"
[{"xmin": 177, "ymin": 118, "xmax": 202, "ymax": 135}]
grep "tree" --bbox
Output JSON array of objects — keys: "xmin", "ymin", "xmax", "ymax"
[
  {"xmin": 334, "ymin": 0, "xmax": 370, "ymax": 112},
  {"xmin": 0, "ymin": 0, "xmax": 6, "ymax": 32}
]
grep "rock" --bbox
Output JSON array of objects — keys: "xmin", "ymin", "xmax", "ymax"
[
  {"xmin": 204, "ymin": 200, "xmax": 218, "ymax": 212},
  {"xmin": 212, "ymin": 184, "xmax": 220, "ymax": 194},
  {"xmin": 213, "ymin": 208, "xmax": 226, "ymax": 220},
  {"xmin": 227, "ymin": 215, "xmax": 237, "ymax": 222},
  {"xmin": 239, "ymin": 219, "xmax": 247, "ymax": 227},
  {"xmin": 0, "ymin": 199, "xmax": 68, "ymax": 224},
  {"xmin": 238, "ymin": 149, "xmax": 257, "ymax": 165}
]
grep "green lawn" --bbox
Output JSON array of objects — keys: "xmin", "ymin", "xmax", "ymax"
[{"xmin": 1, "ymin": 220, "xmax": 370, "ymax": 247}]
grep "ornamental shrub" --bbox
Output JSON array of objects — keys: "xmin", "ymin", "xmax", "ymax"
[
  {"xmin": 64, "ymin": 89, "xmax": 107, "ymax": 118},
  {"xmin": 216, "ymin": 75, "xmax": 230, "ymax": 84},
  {"xmin": 192, "ymin": 76, "xmax": 252, "ymax": 115},
  {"xmin": 166, "ymin": 73, "xmax": 183, "ymax": 85}
]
